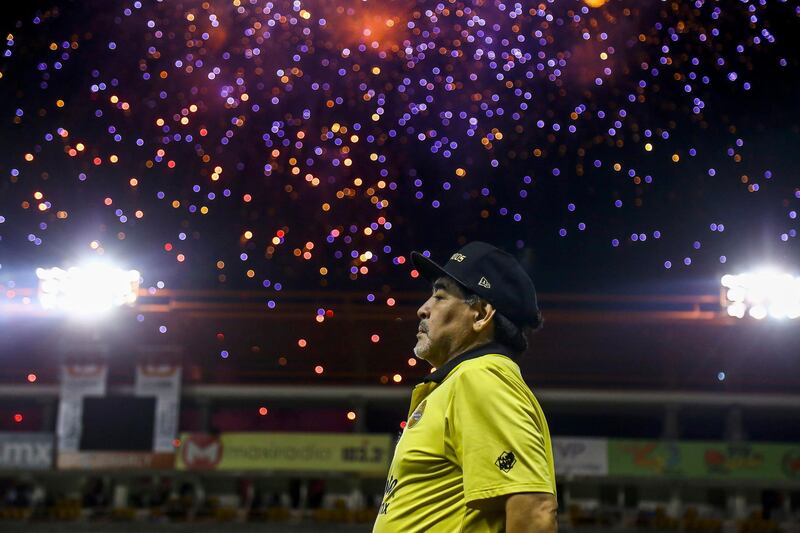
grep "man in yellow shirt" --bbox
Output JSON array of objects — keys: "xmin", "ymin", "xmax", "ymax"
[{"xmin": 373, "ymin": 241, "xmax": 558, "ymax": 533}]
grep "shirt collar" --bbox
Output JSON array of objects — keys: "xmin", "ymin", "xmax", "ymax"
[{"xmin": 421, "ymin": 342, "xmax": 512, "ymax": 384}]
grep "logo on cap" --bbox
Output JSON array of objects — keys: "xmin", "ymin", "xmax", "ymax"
[
  {"xmin": 478, "ymin": 277, "xmax": 492, "ymax": 289},
  {"xmin": 450, "ymin": 253, "xmax": 467, "ymax": 262}
]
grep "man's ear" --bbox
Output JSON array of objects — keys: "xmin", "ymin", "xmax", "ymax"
[{"xmin": 472, "ymin": 301, "xmax": 496, "ymax": 333}]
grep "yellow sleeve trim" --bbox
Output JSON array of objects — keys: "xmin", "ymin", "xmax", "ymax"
[{"xmin": 465, "ymin": 482, "xmax": 555, "ymax": 504}]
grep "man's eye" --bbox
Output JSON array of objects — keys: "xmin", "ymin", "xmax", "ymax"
[{"xmin": 433, "ymin": 295, "xmax": 444, "ymax": 301}]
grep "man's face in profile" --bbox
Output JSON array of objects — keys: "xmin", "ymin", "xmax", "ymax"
[{"xmin": 414, "ymin": 277, "xmax": 475, "ymax": 367}]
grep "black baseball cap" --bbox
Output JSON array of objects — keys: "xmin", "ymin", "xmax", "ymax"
[{"xmin": 410, "ymin": 241, "xmax": 540, "ymax": 327}]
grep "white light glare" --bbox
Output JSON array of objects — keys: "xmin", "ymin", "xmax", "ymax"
[
  {"xmin": 726, "ymin": 301, "xmax": 746, "ymax": 319},
  {"xmin": 36, "ymin": 263, "xmax": 141, "ymax": 317},
  {"xmin": 721, "ymin": 269, "xmax": 800, "ymax": 320},
  {"xmin": 748, "ymin": 305, "xmax": 768, "ymax": 320}
]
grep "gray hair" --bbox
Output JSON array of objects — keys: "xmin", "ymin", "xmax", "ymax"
[{"xmin": 463, "ymin": 293, "xmax": 542, "ymax": 355}]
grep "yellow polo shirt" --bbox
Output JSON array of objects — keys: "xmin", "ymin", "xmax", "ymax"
[{"xmin": 373, "ymin": 343, "xmax": 556, "ymax": 533}]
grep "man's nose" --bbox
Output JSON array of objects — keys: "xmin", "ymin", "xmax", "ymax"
[{"xmin": 417, "ymin": 300, "xmax": 430, "ymax": 320}]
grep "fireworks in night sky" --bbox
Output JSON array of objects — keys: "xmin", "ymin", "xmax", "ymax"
[{"xmin": 1, "ymin": 0, "xmax": 799, "ymax": 315}]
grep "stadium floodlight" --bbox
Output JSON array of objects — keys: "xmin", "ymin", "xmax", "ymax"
[
  {"xmin": 720, "ymin": 269, "xmax": 800, "ymax": 320},
  {"xmin": 36, "ymin": 263, "xmax": 141, "ymax": 317}
]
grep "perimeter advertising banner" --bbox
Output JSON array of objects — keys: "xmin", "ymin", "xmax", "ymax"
[
  {"xmin": 608, "ymin": 440, "xmax": 800, "ymax": 482},
  {"xmin": 57, "ymin": 451, "xmax": 175, "ymax": 470},
  {"xmin": 0, "ymin": 433, "xmax": 53, "ymax": 470},
  {"xmin": 177, "ymin": 432, "xmax": 392, "ymax": 475},
  {"xmin": 552, "ymin": 437, "xmax": 608, "ymax": 476}
]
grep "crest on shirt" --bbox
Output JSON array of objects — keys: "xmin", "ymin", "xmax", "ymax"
[
  {"xmin": 407, "ymin": 399, "xmax": 427, "ymax": 429},
  {"xmin": 495, "ymin": 450, "xmax": 517, "ymax": 472}
]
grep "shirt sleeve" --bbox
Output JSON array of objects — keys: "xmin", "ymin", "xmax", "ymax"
[{"xmin": 446, "ymin": 364, "xmax": 556, "ymax": 506}]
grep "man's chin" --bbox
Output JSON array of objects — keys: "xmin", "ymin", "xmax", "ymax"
[{"xmin": 413, "ymin": 340, "xmax": 430, "ymax": 360}]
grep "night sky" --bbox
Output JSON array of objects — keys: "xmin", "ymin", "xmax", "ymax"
[{"xmin": 1, "ymin": 0, "xmax": 799, "ymax": 308}]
